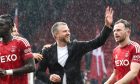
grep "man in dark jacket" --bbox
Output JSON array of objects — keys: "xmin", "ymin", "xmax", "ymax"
[{"xmin": 36, "ymin": 6, "xmax": 114, "ymax": 84}]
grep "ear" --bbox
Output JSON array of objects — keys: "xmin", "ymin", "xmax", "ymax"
[
  {"xmin": 127, "ymin": 29, "xmax": 131, "ymax": 35},
  {"xmin": 54, "ymin": 32, "xmax": 58, "ymax": 38}
]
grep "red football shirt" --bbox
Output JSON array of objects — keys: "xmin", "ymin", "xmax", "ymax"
[
  {"xmin": 0, "ymin": 36, "xmax": 33, "ymax": 84},
  {"xmin": 113, "ymin": 41, "xmax": 140, "ymax": 84}
]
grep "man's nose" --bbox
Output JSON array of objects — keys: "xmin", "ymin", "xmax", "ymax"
[
  {"xmin": 67, "ymin": 31, "xmax": 70, "ymax": 35},
  {"xmin": 114, "ymin": 32, "xmax": 119, "ymax": 36}
]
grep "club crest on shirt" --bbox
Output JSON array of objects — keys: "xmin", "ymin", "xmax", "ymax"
[
  {"xmin": 11, "ymin": 46, "xmax": 17, "ymax": 53},
  {"xmin": 125, "ymin": 51, "xmax": 129, "ymax": 57}
]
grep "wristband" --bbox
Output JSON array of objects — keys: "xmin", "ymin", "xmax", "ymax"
[{"xmin": 6, "ymin": 70, "xmax": 13, "ymax": 75}]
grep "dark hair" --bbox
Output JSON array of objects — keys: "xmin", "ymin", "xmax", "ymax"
[
  {"xmin": 114, "ymin": 19, "xmax": 131, "ymax": 29},
  {"xmin": 0, "ymin": 14, "xmax": 14, "ymax": 28}
]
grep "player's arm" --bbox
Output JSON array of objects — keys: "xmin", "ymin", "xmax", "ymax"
[
  {"xmin": 115, "ymin": 62, "xmax": 140, "ymax": 84},
  {"xmin": 104, "ymin": 69, "xmax": 116, "ymax": 84},
  {"xmin": 13, "ymin": 58, "xmax": 35, "ymax": 75},
  {"xmin": 10, "ymin": 37, "xmax": 35, "ymax": 75},
  {"xmin": 0, "ymin": 58, "xmax": 35, "ymax": 76}
]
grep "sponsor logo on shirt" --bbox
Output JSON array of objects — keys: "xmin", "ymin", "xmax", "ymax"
[
  {"xmin": 0, "ymin": 54, "xmax": 17, "ymax": 63},
  {"xmin": 132, "ymin": 55, "xmax": 140, "ymax": 61},
  {"xmin": 115, "ymin": 59, "xmax": 129, "ymax": 66}
]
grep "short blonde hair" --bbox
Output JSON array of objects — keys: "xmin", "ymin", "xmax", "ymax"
[{"xmin": 51, "ymin": 22, "xmax": 67, "ymax": 37}]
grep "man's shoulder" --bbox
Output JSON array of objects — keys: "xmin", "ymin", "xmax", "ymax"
[
  {"xmin": 42, "ymin": 43, "xmax": 56, "ymax": 52},
  {"xmin": 13, "ymin": 36, "xmax": 30, "ymax": 47},
  {"xmin": 130, "ymin": 41, "xmax": 140, "ymax": 47},
  {"xmin": 130, "ymin": 41, "xmax": 140, "ymax": 53},
  {"xmin": 13, "ymin": 36, "xmax": 28, "ymax": 42}
]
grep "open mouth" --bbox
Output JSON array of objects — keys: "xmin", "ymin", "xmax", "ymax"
[{"xmin": 115, "ymin": 35, "xmax": 120, "ymax": 38}]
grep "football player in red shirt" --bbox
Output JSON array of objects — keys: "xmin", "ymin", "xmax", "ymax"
[
  {"xmin": 0, "ymin": 14, "xmax": 35, "ymax": 84},
  {"xmin": 105, "ymin": 19, "xmax": 140, "ymax": 84}
]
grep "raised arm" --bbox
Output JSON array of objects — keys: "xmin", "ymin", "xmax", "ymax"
[{"xmin": 77, "ymin": 6, "xmax": 114, "ymax": 53}]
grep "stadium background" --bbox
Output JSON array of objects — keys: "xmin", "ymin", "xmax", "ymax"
[{"xmin": 0, "ymin": 0, "xmax": 140, "ymax": 84}]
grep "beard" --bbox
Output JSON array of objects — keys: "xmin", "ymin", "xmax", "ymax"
[
  {"xmin": 60, "ymin": 36, "xmax": 70, "ymax": 43},
  {"xmin": 117, "ymin": 38, "xmax": 125, "ymax": 43},
  {"xmin": 115, "ymin": 36, "xmax": 126, "ymax": 43}
]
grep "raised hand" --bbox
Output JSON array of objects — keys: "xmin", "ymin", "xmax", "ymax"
[{"xmin": 105, "ymin": 6, "xmax": 114, "ymax": 28}]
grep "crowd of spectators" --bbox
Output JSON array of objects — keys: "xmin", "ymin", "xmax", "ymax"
[{"xmin": 0, "ymin": 0, "xmax": 140, "ymax": 84}]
